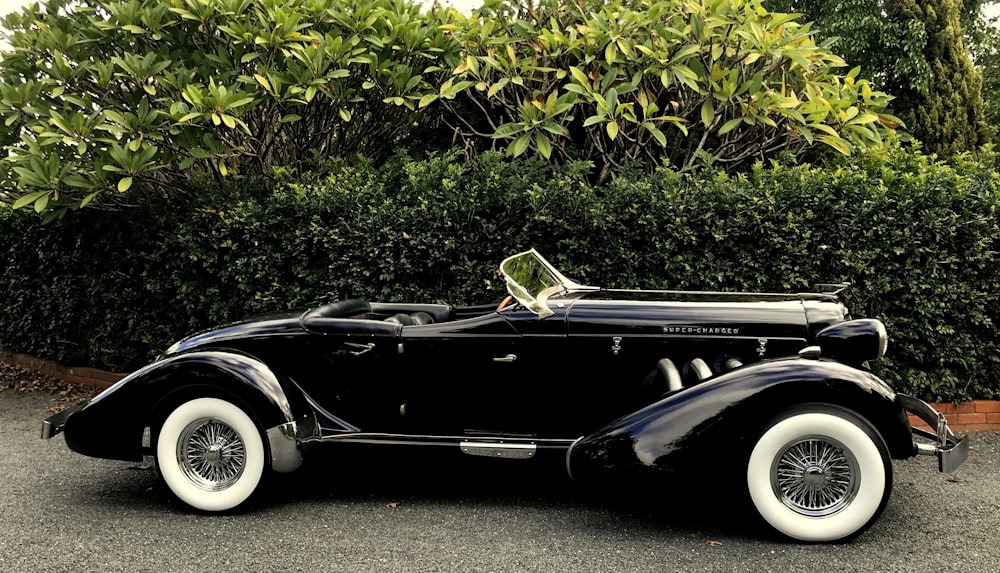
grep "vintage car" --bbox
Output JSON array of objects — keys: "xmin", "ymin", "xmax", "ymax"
[{"xmin": 42, "ymin": 249, "xmax": 967, "ymax": 541}]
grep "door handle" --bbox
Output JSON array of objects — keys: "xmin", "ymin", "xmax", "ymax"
[{"xmin": 493, "ymin": 354, "xmax": 517, "ymax": 363}]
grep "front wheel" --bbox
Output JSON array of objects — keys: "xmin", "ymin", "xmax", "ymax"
[
  {"xmin": 156, "ymin": 397, "xmax": 267, "ymax": 512},
  {"xmin": 746, "ymin": 405, "xmax": 892, "ymax": 542}
]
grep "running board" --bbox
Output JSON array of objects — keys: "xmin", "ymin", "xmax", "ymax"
[{"xmin": 460, "ymin": 441, "xmax": 536, "ymax": 459}]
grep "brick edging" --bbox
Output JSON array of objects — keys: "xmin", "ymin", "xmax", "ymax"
[
  {"xmin": 1, "ymin": 349, "xmax": 997, "ymax": 432},
  {"xmin": 0, "ymin": 349, "xmax": 124, "ymax": 390},
  {"xmin": 907, "ymin": 400, "xmax": 1000, "ymax": 433}
]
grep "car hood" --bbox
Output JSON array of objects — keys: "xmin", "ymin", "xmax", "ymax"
[
  {"xmin": 582, "ymin": 289, "xmax": 839, "ymax": 304},
  {"xmin": 565, "ymin": 289, "xmax": 846, "ymax": 340}
]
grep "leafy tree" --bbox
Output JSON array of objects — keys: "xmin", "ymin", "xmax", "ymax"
[
  {"xmin": 440, "ymin": 0, "xmax": 900, "ymax": 180},
  {"xmin": 971, "ymin": 8, "xmax": 1000, "ymax": 143},
  {"xmin": 765, "ymin": 0, "xmax": 931, "ymax": 93},
  {"xmin": 0, "ymin": 0, "xmax": 460, "ymax": 217},
  {"xmin": 884, "ymin": 0, "xmax": 989, "ymax": 156},
  {"xmin": 767, "ymin": 0, "xmax": 993, "ymax": 154},
  {"xmin": 0, "ymin": 0, "xmax": 903, "ymax": 213}
]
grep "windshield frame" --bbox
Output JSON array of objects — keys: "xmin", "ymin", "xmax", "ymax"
[{"xmin": 498, "ymin": 249, "xmax": 596, "ymax": 318}]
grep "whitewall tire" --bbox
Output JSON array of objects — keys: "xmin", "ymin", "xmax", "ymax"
[
  {"xmin": 747, "ymin": 406, "xmax": 891, "ymax": 542},
  {"xmin": 156, "ymin": 397, "xmax": 266, "ymax": 512}
]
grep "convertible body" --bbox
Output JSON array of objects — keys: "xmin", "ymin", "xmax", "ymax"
[{"xmin": 43, "ymin": 250, "xmax": 967, "ymax": 541}]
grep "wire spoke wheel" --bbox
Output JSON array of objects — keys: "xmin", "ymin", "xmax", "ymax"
[
  {"xmin": 747, "ymin": 405, "xmax": 891, "ymax": 542},
  {"xmin": 156, "ymin": 397, "xmax": 266, "ymax": 512},
  {"xmin": 178, "ymin": 418, "xmax": 247, "ymax": 491},
  {"xmin": 772, "ymin": 436, "xmax": 859, "ymax": 517}
]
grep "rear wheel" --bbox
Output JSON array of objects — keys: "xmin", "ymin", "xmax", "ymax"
[
  {"xmin": 155, "ymin": 397, "xmax": 266, "ymax": 512},
  {"xmin": 746, "ymin": 405, "xmax": 892, "ymax": 542}
]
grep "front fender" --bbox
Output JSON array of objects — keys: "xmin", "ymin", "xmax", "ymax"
[
  {"xmin": 568, "ymin": 357, "xmax": 911, "ymax": 481},
  {"xmin": 61, "ymin": 350, "xmax": 314, "ymax": 464}
]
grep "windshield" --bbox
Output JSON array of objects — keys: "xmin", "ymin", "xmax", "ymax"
[{"xmin": 499, "ymin": 249, "xmax": 594, "ymax": 318}]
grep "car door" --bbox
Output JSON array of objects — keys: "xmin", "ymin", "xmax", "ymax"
[
  {"xmin": 473, "ymin": 301, "xmax": 636, "ymax": 439},
  {"xmin": 389, "ymin": 312, "xmax": 531, "ymax": 436}
]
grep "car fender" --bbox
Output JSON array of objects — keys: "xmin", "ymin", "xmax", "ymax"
[
  {"xmin": 567, "ymin": 357, "xmax": 912, "ymax": 481},
  {"xmin": 62, "ymin": 350, "xmax": 315, "ymax": 469}
]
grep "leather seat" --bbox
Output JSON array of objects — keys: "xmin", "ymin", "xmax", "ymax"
[{"xmin": 384, "ymin": 311, "xmax": 435, "ymax": 326}]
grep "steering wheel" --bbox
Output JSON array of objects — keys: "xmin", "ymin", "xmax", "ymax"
[{"xmin": 496, "ymin": 295, "xmax": 515, "ymax": 312}]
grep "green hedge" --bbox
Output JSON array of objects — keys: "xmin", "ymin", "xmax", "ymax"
[{"xmin": 1, "ymin": 148, "xmax": 998, "ymax": 402}]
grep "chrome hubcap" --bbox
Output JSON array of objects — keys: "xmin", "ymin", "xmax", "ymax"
[
  {"xmin": 772, "ymin": 437, "xmax": 859, "ymax": 517},
  {"xmin": 176, "ymin": 418, "xmax": 246, "ymax": 491}
]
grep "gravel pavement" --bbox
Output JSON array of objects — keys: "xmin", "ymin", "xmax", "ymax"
[{"xmin": 2, "ymin": 388, "xmax": 998, "ymax": 573}]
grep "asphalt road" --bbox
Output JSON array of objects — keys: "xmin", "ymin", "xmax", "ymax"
[{"xmin": 3, "ymin": 389, "xmax": 998, "ymax": 573}]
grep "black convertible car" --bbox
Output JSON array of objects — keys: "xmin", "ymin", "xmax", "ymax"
[{"xmin": 43, "ymin": 249, "xmax": 966, "ymax": 541}]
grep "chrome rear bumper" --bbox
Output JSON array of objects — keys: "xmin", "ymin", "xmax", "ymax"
[
  {"xmin": 40, "ymin": 402, "xmax": 85, "ymax": 440},
  {"xmin": 898, "ymin": 394, "xmax": 969, "ymax": 473}
]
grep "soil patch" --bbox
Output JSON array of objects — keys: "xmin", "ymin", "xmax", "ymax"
[{"xmin": 0, "ymin": 362, "xmax": 99, "ymax": 412}]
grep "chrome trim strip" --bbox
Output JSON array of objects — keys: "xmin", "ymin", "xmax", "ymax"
[
  {"xmin": 460, "ymin": 441, "xmax": 536, "ymax": 459},
  {"xmin": 40, "ymin": 402, "xmax": 84, "ymax": 440},
  {"xmin": 315, "ymin": 431, "xmax": 577, "ymax": 444},
  {"xmin": 266, "ymin": 421, "xmax": 303, "ymax": 473}
]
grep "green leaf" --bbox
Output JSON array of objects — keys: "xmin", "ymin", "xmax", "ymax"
[
  {"xmin": 34, "ymin": 192, "xmax": 49, "ymax": 212},
  {"xmin": 670, "ymin": 44, "xmax": 701, "ymax": 63},
  {"xmin": 535, "ymin": 132, "xmax": 552, "ymax": 159},
  {"xmin": 189, "ymin": 147, "xmax": 215, "ymax": 159},
  {"xmin": 62, "ymin": 175, "xmax": 91, "ymax": 188},
  {"xmin": 817, "ymin": 134, "xmax": 853, "ymax": 155},
  {"xmin": 569, "ymin": 67, "xmax": 590, "ymax": 87},
  {"xmin": 487, "ymin": 77, "xmax": 509, "ymax": 98},
  {"xmin": 11, "ymin": 190, "xmax": 48, "ymax": 210},
  {"xmin": 642, "ymin": 123, "xmax": 667, "ymax": 147},
  {"xmin": 418, "ymin": 94, "xmax": 438, "ymax": 108},
  {"xmin": 606, "ymin": 120, "xmax": 619, "ymax": 140},
  {"xmin": 339, "ymin": 108, "xmax": 352, "ymax": 122},
  {"xmin": 794, "ymin": 125, "xmax": 814, "ymax": 144},
  {"xmin": 253, "ymin": 74, "xmax": 271, "ymax": 92},
  {"xmin": 79, "ymin": 190, "xmax": 101, "ymax": 208},
  {"xmin": 718, "ymin": 117, "xmax": 742, "ymax": 135},
  {"xmin": 118, "ymin": 176, "xmax": 133, "ymax": 192},
  {"xmin": 701, "ymin": 100, "xmax": 715, "ymax": 128},
  {"xmin": 493, "ymin": 122, "xmax": 524, "ymax": 138},
  {"xmin": 508, "ymin": 133, "xmax": 530, "ymax": 156}
]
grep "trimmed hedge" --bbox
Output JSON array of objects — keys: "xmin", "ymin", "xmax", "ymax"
[{"xmin": 1, "ymin": 148, "xmax": 998, "ymax": 402}]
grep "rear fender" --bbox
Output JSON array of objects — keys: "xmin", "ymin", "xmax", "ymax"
[
  {"xmin": 568, "ymin": 357, "xmax": 911, "ymax": 481},
  {"xmin": 62, "ymin": 350, "xmax": 315, "ymax": 466}
]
